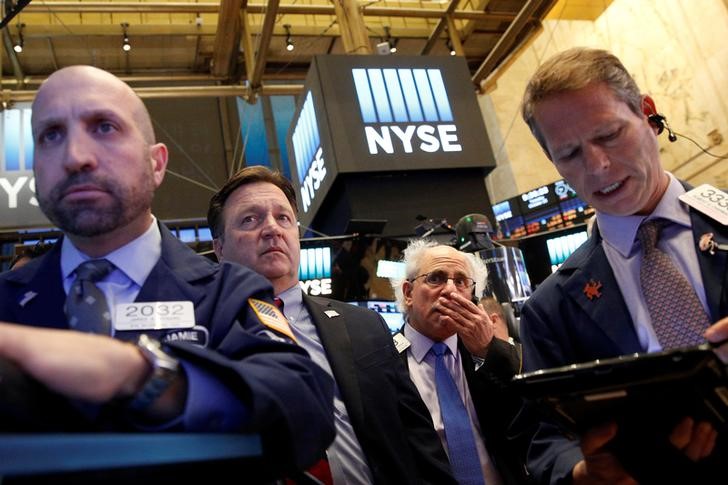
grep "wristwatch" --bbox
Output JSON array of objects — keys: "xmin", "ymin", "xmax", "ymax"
[{"xmin": 128, "ymin": 334, "xmax": 180, "ymax": 412}]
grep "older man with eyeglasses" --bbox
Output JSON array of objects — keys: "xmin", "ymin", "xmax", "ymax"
[{"xmin": 392, "ymin": 239, "xmax": 529, "ymax": 485}]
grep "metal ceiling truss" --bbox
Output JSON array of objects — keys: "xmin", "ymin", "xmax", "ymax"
[{"xmin": 1, "ymin": 0, "xmax": 557, "ymax": 103}]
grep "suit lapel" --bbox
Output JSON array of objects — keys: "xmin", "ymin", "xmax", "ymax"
[
  {"xmin": 303, "ymin": 295, "xmax": 366, "ymax": 426},
  {"xmin": 5, "ymin": 243, "xmax": 68, "ymax": 328},
  {"xmin": 560, "ymin": 233, "xmax": 642, "ymax": 354},
  {"xmin": 690, "ymin": 208, "xmax": 728, "ymax": 320},
  {"xmin": 135, "ymin": 223, "xmax": 212, "ymax": 307}
]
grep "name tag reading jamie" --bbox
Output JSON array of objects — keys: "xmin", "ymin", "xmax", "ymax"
[
  {"xmin": 679, "ymin": 184, "xmax": 728, "ymax": 225},
  {"xmin": 114, "ymin": 301, "xmax": 196, "ymax": 331}
]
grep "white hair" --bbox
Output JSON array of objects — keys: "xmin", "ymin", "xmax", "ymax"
[{"xmin": 391, "ymin": 239, "xmax": 488, "ymax": 319}]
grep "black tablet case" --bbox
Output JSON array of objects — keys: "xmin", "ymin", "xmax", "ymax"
[{"xmin": 512, "ymin": 345, "xmax": 728, "ymax": 483}]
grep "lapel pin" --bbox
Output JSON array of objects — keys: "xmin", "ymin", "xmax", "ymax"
[
  {"xmin": 324, "ymin": 309, "xmax": 340, "ymax": 318},
  {"xmin": 698, "ymin": 232, "xmax": 728, "ymax": 255},
  {"xmin": 19, "ymin": 291, "xmax": 38, "ymax": 307},
  {"xmin": 583, "ymin": 279, "xmax": 602, "ymax": 301}
]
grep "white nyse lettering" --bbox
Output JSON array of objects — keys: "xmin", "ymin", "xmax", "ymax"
[
  {"xmin": 299, "ymin": 278, "xmax": 332, "ymax": 296},
  {"xmin": 364, "ymin": 125, "xmax": 462, "ymax": 155},
  {"xmin": 417, "ymin": 125, "xmax": 439, "ymax": 153},
  {"xmin": 0, "ymin": 176, "xmax": 28, "ymax": 208},
  {"xmin": 365, "ymin": 126, "xmax": 392, "ymax": 154},
  {"xmin": 437, "ymin": 125, "xmax": 462, "ymax": 152},
  {"xmin": 390, "ymin": 126, "xmax": 416, "ymax": 153},
  {"xmin": 300, "ymin": 147, "xmax": 327, "ymax": 213},
  {"xmin": 28, "ymin": 177, "xmax": 38, "ymax": 206}
]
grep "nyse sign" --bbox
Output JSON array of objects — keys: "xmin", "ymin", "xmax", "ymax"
[
  {"xmin": 300, "ymin": 147, "xmax": 327, "ymax": 213},
  {"xmin": 353, "ymin": 68, "xmax": 462, "ymax": 155},
  {"xmin": 364, "ymin": 124, "xmax": 461, "ymax": 154},
  {"xmin": 299, "ymin": 246, "xmax": 332, "ymax": 296},
  {"xmin": 0, "ymin": 171, "xmax": 48, "ymax": 228},
  {"xmin": 291, "ymin": 92, "xmax": 328, "ymax": 214},
  {"xmin": 1, "ymin": 173, "xmax": 37, "ymax": 208},
  {"xmin": 299, "ymin": 278, "xmax": 332, "ymax": 296}
]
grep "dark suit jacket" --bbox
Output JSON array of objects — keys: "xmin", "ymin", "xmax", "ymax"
[
  {"xmin": 398, "ymin": 332, "xmax": 529, "ymax": 485},
  {"xmin": 303, "ymin": 294, "xmax": 456, "ymax": 485},
  {"xmin": 518, "ymin": 207, "xmax": 728, "ymax": 484},
  {"xmin": 0, "ymin": 223, "xmax": 335, "ymax": 477}
]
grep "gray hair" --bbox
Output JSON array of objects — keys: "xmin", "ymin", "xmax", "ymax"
[{"xmin": 391, "ymin": 239, "xmax": 488, "ymax": 319}]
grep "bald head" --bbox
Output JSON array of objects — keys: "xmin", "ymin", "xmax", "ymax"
[
  {"xmin": 30, "ymin": 64, "xmax": 169, "ymax": 256},
  {"xmin": 33, "ymin": 65, "xmax": 156, "ymax": 145}
]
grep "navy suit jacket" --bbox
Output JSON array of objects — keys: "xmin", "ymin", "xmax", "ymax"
[
  {"xmin": 518, "ymin": 206, "xmax": 728, "ymax": 484},
  {"xmin": 0, "ymin": 223, "xmax": 335, "ymax": 477},
  {"xmin": 303, "ymin": 294, "xmax": 456, "ymax": 485}
]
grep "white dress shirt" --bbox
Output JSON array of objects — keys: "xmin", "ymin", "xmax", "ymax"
[{"xmin": 404, "ymin": 323, "xmax": 503, "ymax": 485}]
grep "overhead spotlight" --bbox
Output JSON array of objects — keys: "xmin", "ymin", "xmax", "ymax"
[
  {"xmin": 121, "ymin": 22, "xmax": 131, "ymax": 52},
  {"xmin": 284, "ymin": 24, "xmax": 294, "ymax": 52},
  {"xmin": 13, "ymin": 23, "xmax": 24, "ymax": 53},
  {"xmin": 383, "ymin": 26, "xmax": 398, "ymax": 54},
  {"xmin": 446, "ymin": 39, "xmax": 456, "ymax": 56}
]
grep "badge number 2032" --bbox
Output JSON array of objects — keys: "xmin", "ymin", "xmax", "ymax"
[{"xmin": 114, "ymin": 301, "xmax": 196, "ymax": 331}]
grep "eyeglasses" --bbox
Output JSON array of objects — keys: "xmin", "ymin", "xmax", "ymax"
[{"xmin": 409, "ymin": 271, "xmax": 476, "ymax": 290}]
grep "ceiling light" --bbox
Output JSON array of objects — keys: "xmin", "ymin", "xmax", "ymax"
[
  {"xmin": 121, "ymin": 22, "xmax": 131, "ymax": 52},
  {"xmin": 284, "ymin": 24, "xmax": 294, "ymax": 52},
  {"xmin": 13, "ymin": 23, "xmax": 24, "ymax": 54},
  {"xmin": 446, "ymin": 39, "xmax": 456, "ymax": 56},
  {"xmin": 384, "ymin": 26, "xmax": 398, "ymax": 54}
]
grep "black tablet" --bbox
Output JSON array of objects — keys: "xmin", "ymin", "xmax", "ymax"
[{"xmin": 511, "ymin": 344, "xmax": 728, "ymax": 438}]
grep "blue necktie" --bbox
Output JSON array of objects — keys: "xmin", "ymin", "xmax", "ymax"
[
  {"xmin": 432, "ymin": 342, "xmax": 485, "ymax": 485},
  {"xmin": 64, "ymin": 259, "xmax": 115, "ymax": 335}
]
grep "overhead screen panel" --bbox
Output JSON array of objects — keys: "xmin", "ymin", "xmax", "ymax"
[
  {"xmin": 286, "ymin": 55, "xmax": 494, "ymax": 230},
  {"xmin": 317, "ymin": 55, "xmax": 493, "ymax": 173}
]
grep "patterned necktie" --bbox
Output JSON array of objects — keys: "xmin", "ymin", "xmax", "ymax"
[
  {"xmin": 432, "ymin": 342, "xmax": 485, "ymax": 485},
  {"xmin": 638, "ymin": 220, "xmax": 710, "ymax": 349},
  {"xmin": 64, "ymin": 259, "xmax": 115, "ymax": 335}
]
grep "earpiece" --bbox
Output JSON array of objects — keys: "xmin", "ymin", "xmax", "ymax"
[
  {"xmin": 643, "ymin": 96, "xmax": 677, "ymax": 143},
  {"xmin": 647, "ymin": 113, "xmax": 666, "ymax": 134},
  {"xmin": 647, "ymin": 113, "xmax": 677, "ymax": 143}
]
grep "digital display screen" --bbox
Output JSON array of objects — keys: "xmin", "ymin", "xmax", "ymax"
[
  {"xmin": 546, "ymin": 231, "xmax": 589, "ymax": 272},
  {"xmin": 518, "ymin": 184, "xmax": 558, "ymax": 213},
  {"xmin": 492, "ymin": 179, "xmax": 593, "ymax": 239},
  {"xmin": 366, "ymin": 300, "xmax": 404, "ymax": 334}
]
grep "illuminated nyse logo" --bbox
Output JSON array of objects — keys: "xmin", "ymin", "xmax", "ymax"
[
  {"xmin": 352, "ymin": 68, "xmax": 462, "ymax": 155},
  {"xmin": 298, "ymin": 246, "xmax": 332, "ymax": 296},
  {"xmin": 1, "ymin": 107, "xmax": 38, "ymax": 209},
  {"xmin": 291, "ymin": 92, "xmax": 327, "ymax": 214}
]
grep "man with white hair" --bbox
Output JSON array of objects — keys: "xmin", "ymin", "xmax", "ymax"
[{"xmin": 392, "ymin": 240, "xmax": 528, "ymax": 485}]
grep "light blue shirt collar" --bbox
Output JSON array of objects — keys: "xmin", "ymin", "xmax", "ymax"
[
  {"xmin": 278, "ymin": 283, "xmax": 304, "ymax": 309},
  {"xmin": 61, "ymin": 217, "xmax": 162, "ymax": 286},
  {"xmin": 404, "ymin": 322, "xmax": 458, "ymax": 364},
  {"xmin": 597, "ymin": 173, "xmax": 691, "ymax": 257}
]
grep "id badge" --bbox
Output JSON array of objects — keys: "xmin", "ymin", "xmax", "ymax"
[{"xmin": 114, "ymin": 301, "xmax": 195, "ymax": 331}]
